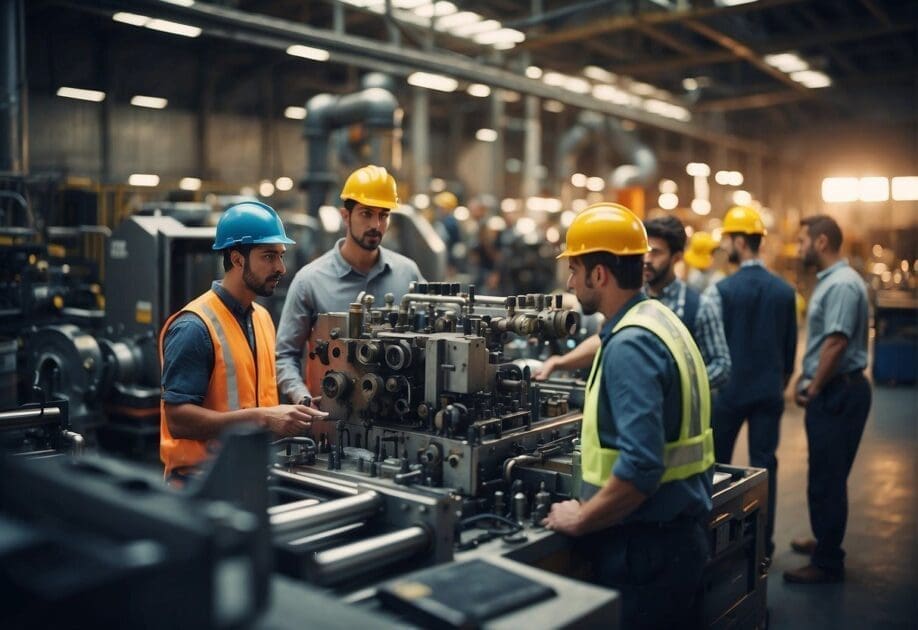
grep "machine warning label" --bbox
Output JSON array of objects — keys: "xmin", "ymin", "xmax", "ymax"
[
  {"xmin": 110, "ymin": 239, "xmax": 128, "ymax": 259},
  {"xmin": 136, "ymin": 301, "xmax": 152, "ymax": 324}
]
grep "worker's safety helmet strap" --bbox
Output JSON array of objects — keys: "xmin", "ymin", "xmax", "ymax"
[
  {"xmin": 340, "ymin": 165, "xmax": 399, "ymax": 210},
  {"xmin": 557, "ymin": 202, "xmax": 650, "ymax": 259},
  {"xmin": 212, "ymin": 201, "xmax": 296, "ymax": 251},
  {"xmin": 722, "ymin": 205, "xmax": 766, "ymax": 236}
]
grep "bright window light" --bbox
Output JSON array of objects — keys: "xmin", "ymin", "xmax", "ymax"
[
  {"xmin": 763, "ymin": 52, "xmax": 808, "ymax": 73},
  {"xmin": 408, "ymin": 72, "xmax": 458, "ymax": 92},
  {"xmin": 286, "ymin": 44, "xmax": 330, "ymax": 61},
  {"xmin": 859, "ymin": 177, "xmax": 889, "ymax": 202},
  {"xmin": 475, "ymin": 128, "xmax": 498, "ymax": 142},
  {"xmin": 658, "ymin": 193, "xmax": 679, "ymax": 210},
  {"xmin": 790, "ymin": 70, "xmax": 831, "ymax": 88},
  {"xmin": 131, "ymin": 95, "xmax": 168, "ymax": 109},
  {"xmin": 686, "ymin": 162, "xmax": 710, "ymax": 177},
  {"xmin": 691, "ymin": 199, "xmax": 712, "ymax": 215},
  {"xmin": 466, "ymin": 83, "xmax": 491, "ymax": 97},
  {"xmin": 179, "ymin": 177, "xmax": 202, "ymax": 191},
  {"xmin": 284, "ymin": 106, "xmax": 307, "ymax": 120},
  {"xmin": 56, "ymin": 87, "xmax": 106, "ymax": 102},
  {"xmin": 525, "ymin": 66, "xmax": 542, "ymax": 80},
  {"xmin": 145, "ymin": 19, "xmax": 201, "ymax": 38},
  {"xmin": 821, "ymin": 177, "xmax": 859, "ymax": 203},
  {"xmin": 129, "ymin": 173, "xmax": 160, "ymax": 187},
  {"xmin": 275, "ymin": 176, "xmax": 294, "ymax": 192},
  {"xmin": 892, "ymin": 177, "xmax": 918, "ymax": 201}
]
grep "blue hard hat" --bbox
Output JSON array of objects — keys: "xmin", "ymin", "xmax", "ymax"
[{"xmin": 212, "ymin": 201, "xmax": 296, "ymax": 250}]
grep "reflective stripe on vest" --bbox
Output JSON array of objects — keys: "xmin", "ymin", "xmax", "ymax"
[
  {"xmin": 200, "ymin": 303, "xmax": 240, "ymax": 410},
  {"xmin": 580, "ymin": 300, "xmax": 714, "ymax": 490}
]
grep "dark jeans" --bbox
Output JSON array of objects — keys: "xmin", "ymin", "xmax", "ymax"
[
  {"xmin": 805, "ymin": 371, "xmax": 871, "ymax": 570},
  {"xmin": 712, "ymin": 396, "xmax": 783, "ymax": 555},
  {"xmin": 584, "ymin": 518, "xmax": 709, "ymax": 630}
]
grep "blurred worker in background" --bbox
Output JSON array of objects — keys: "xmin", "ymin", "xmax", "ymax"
[
  {"xmin": 432, "ymin": 190, "xmax": 463, "ymax": 277},
  {"xmin": 704, "ymin": 205, "xmax": 797, "ymax": 559},
  {"xmin": 544, "ymin": 202, "xmax": 713, "ymax": 630},
  {"xmin": 685, "ymin": 231, "xmax": 724, "ymax": 293},
  {"xmin": 275, "ymin": 165, "xmax": 424, "ymax": 406},
  {"xmin": 536, "ymin": 215, "xmax": 731, "ymax": 393},
  {"xmin": 159, "ymin": 201, "xmax": 327, "ymax": 483},
  {"xmin": 785, "ymin": 215, "xmax": 871, "ymax": 584}
]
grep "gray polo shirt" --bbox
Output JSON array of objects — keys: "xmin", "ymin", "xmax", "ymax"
[
  {"xmin": 275, "ymin": 238, "xmax": 424, "ymax": 402},
  {"xmin": 802, "ymin": 260, "xmax": 869, "ymax": 378}
]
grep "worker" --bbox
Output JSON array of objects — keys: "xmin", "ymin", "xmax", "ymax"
[
  {"xmin": 159, "ymin": 201, "xmax": 328, "ymax": 482},
  {"xmin": 535, "ymin": 215, "xmax": 731, "ymax": 393},
  {"xmin": 784, "ymin": 215, "xmax": 870, "ymax": 584},
  {"xmin": 543, "ymin": 202, "xmax": 713, "ymax": 630},
  {"xmin": 703, "ymin": 205, "xmax": 797, "ymax": 559},
  {"xmin": 275, "ymin": 165, "xmax": 424, "ymax": 405},
  {"xmin": 432, "ymin": 190, "xmax": 463, "ymax": 276},
  {"xmin": 684, "ymin": 231, "xmax": 724, "ymax": 293}
]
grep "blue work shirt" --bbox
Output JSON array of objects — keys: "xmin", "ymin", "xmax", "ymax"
[
  {"xmin": 161, "ymin": 282, "xmax": 255, "ymax": 405},
  {"xmin": 276, "ymin": 239, "xmax": 424, "ymax": 403},
  {"xmin": 584, "ymin": 294, "xmax": 713, "ymax": 524},
  {"xmin": 802, "ymin": 260, "xmax": 869, "ymax": 378}
]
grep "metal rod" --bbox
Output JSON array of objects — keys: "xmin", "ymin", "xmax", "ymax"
[
  {"xmin": 270, "ymin": 468, "xmax": 359, "ymax": 497},
  {"xmin": 310, "ymin": 525, "xmax": 430, "ymax": 585},
  {"xmin": 267, "ymin": 498, "xmax": 321, "ymax": 516},
  {"xmin": 270, "ymin": 491, "xmax": 382, "ymax": 535},
  {"xmin": 0, "ymin": 406, "xmax": 63, "ymax": 431}
]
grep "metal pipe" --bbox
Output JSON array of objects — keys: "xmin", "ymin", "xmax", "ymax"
[
  {"xmin": 268, "ymin": 498, "xmax": 321, "ymax": 516},
  {"xmin": 399, "ymin": 293, "xmax": 467, "ymax": 310},
  {"xmin": 61, "ymin": 430, "xmax": 84, "ymax": 455},
  {"xmin": 503, "ymin": 454, "xmax": 542, "ymax": 484},
  {"xmin": 310, "ymin": 525, "xmax": 430, "ymax": 585},
  {"xmin": 269, "ymin": 468, "xmax": 359, "ymax": 497},
  {"xmin": 0, "ymin": 405, "xmax": 63, "ymax": 430},
  {"xmin": 0, "ymin": 0, "xmax": 25, "ymax": 174},
  {"xmin": 270, "ymin": 491, "xmax": 382, "ymax": 535}
]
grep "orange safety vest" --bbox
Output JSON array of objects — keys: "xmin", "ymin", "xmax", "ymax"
[{"xmin": 159, "ymin": 289, "xmax": 279, "ymax": 476}]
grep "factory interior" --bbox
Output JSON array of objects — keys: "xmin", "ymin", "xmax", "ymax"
[{"xmin": 1, "ymin": 0, "xmax": 916, "ymax": 628}]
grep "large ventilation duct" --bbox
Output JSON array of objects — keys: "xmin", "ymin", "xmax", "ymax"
[
  {"xmin": 0, "ymin": 0, "xmax": 26, "ymax": 175},
  {"xmin": 556, "ymin": 112, "xmax": 657, "ymax": 191},
  {"xmin": 301, "ymin": 73, "xmax": 399, "ymax": 215}
]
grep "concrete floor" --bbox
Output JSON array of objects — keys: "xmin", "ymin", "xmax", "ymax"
[{"xmin": 728, "ymin": 384, "xmax": 918, "ymax": 630}]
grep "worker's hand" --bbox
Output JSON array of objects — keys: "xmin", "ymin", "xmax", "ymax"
[
  {"xmin": 542, "ymin": 499, "xmax": 583, "ymax": 536},
  {"xmin": 533, "ymin": 355, "xmax": 563, "ymax": 381},
  {"xmin": 793, "ymin": 375, "xmax": 810, "ymax": 408},
  {"xmin": 260, "ymin": 404, "xmax": 327, "ymax": 437}
]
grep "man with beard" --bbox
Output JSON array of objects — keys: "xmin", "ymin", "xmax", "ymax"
[
  {"xmin": 160, "ymin": 201, "xmax": 328, "ymax": 482},
  {"xmin": 784, "ymin": 215, "xmax": 870, "ymax": 584},
  {"xmin": 544, "ymin": 203, "xmax": 713, "ymax": 630},
  {"xmin": 275, "ymin": 165, "xmax": 424, "ymax": 405},
  {"xmin": 702, "ymin": 205, "xmax": 797, "ymax": 559},
  {"xmin": 536, "ymin": 216, "xmax": 731, "ymax": 392}
]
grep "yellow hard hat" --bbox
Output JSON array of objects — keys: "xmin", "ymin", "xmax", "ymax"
[
  {"xmin": 434, "ymin": 191, "xmax": 458, "ymax": 211},
  {"xmin": 340, "ymin": 165, "xmax": 399, "ymax": 209},
  {"xmin": 723, "ymin": 205, "xmax": 766, "ymax": 236},
  {"xmin": 557, "ymin": 202, "xmax": 649, "ymax": 259},
  {"xmin": 684, "ymin": 231, "xmax": 718, "ymax": 270}
]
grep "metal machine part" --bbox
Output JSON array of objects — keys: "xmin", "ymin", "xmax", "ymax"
[{"xmin": 0, "ymin": 399, "xmax": 84, "ymax": 457}]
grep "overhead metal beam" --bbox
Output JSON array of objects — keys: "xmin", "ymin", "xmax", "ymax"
[
  {"xmin": 519, "ymin": 0, "xmax": 804, "ymax": 50},
  {"xmin": 633, "ymin": 23, "xmax": 699, "ymax": 56},
  {"xmin": 858, "ymin": 0, "xmax": 892, "ymax": 27},
  {"xmin": 682, "ymin": 19, "xmax": 810, "ymax": 93},
  {"xmin": 68, "ymin": 0, "xmax": 769, "ymax": 155},
  {"xmin": 610, "ymin": 21, "xmax": 917, "ymax": 76}
]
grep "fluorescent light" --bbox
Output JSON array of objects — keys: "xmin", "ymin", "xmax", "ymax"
[
  {"xmin": 715, "ymin": 0, "xmax": 760, "ymax": 6},
  {"xmin": 391, "ymin": 0, "xmax": 430, "ymax": 8},
  {"xmin": 682, "ymin": 77, "xmax": 699, "ymax": 91},
  {"xmin": 715, "ymin": 170, "xmax": 731, "ymax": 185},
  {"xmin": 129, "ymin": 173, "xmax": 160, "ymax": 187},
  {"xmin": 275, "ymin": 176, "xmax": 294, "ymax": 192},
  {"xmin": 790, "ymin": 70, "xmax": 831, "ymax": 88},
  {"xmin": 451, "ymin": 18, "xmax": 499, "ymax": 37},
  {"xmin": 542, "ymin": 72, "xmax": 566, "ymax": 87},
  {"xmin": 859, "ymin": 177, "xmax": 889, "ymax": 202},
  {"xmin": 764, "ymin": 52, "xmax": 808, "ymax": 73},
  {"xmin": 161, "ymin": 0, "xmax": 195, "ymax": 6},
  {"xmin": 732, "ymin": 190, "xmax": 752, "ymax": 205},
  {"xmin": 436, "ymin": 11, "xmax": 479, "ymax": 30},
  {"xmin": 592, "ymin": 84, "xmax": 630, "ymax": 105},
  {"xmin": 562, "ymin": 77, "xmax": 591, "ymax": 94},
  {"xmin": 466, "ymin": 83, "xmax": 491, "ymax": 97},
  {"xmin": 583, "ymin": 66, "xmax": 615, "ymax": 83},
  {"xmin": 571, "ymin": 173, "xmax": 587, "ymax": 188},
  {"xmin": 414, "ymin": 1, "xmax": 456, "ymax": 18},
  {"xmin": 658, "ymin": 193, "xmax": 679, "ymax": 210},
  {"xmin": 286, "ymin": 44, "xmax": 330, "ymax": 61},
  {"xmin": 716, "ymin": 170, "xmax": 744, "ymax": 186},
  {"xmin": 112, "ymin": 12, "xmax": 149, "ymax": 26},
  {"xmin": 145, "ymin": 18, "xmax": 201, "ymax": 38},
  {"xmin": 476, "ymin": 128, "xmax": 498, "ymax": 142},
  {"xmin": 691, "ymin": 199, "xmax": 712, "ymax": 215},
  {"xmin": 284, "ymin": 106, "xmax": 307, "ymax": 120},
  {"xmin": 473, "ymin": 28, "xmax": 525, "ymax": 45},
  {"xmin": 525, "ymin": 66, "xmax": 542, "ymax": 80},
  {"xmin": 686, "ymin": 162, "xmax": 710, "ymax": 177},
  {"xmin": 131, "ymin": 95, "xmax": 168, "ymax": 109},
  {"xmin": 586, "ymin": 177, "xmax": 605, "ymax": 192},
  {"xmin": 629, "ymin": 81, "xmax": 656, "ymax": 96},
  {"xmin": 56, "ymin": 87, "xmax": 106, "ymax": 102},
  {"xmin": 259, "ymin": 180, "xmax": 275, "ymax": 197},
  {"xmin": 543, "ymin": 100, "xmax": 565, "ymax": 113},
  {"xmin": 729, "ymin": 171, "xmax": 744, "ymax": 186},
  {"xmin": 821, "ymin": 177, "xmax": 859, "ymax": 203},
  {"xmin": 180, "ymin": 177, "xmax": 202, "ymax": 191},
  {"xmin": 454, "ymin": 206, "xmax": 470, "ymax": 221},
  {"xmin": 571, "ymin": 199, "xmax": 588, "ymax": 213},
  {"xmin": 892, "ymin": 177, "xmax": 918, "ymax": 201},
  {"xmin": 659, "ymin": 179, "xmax": 677, "ymax": 194},
  {"xmin": 408, "ymin": 72, "xmax": 458, "ymax": 92},
  {"xmin": 413, "ymin": 193, "xmax": 430, "ymax": 209}
]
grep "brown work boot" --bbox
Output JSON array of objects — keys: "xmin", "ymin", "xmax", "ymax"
[
  {"xmin": 790, "ymin": 538, "xmax": 817, "ymax": 555},
  {"xmin": 783, "ymin": 564, "xmax": 844, "ymax": 584}
]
